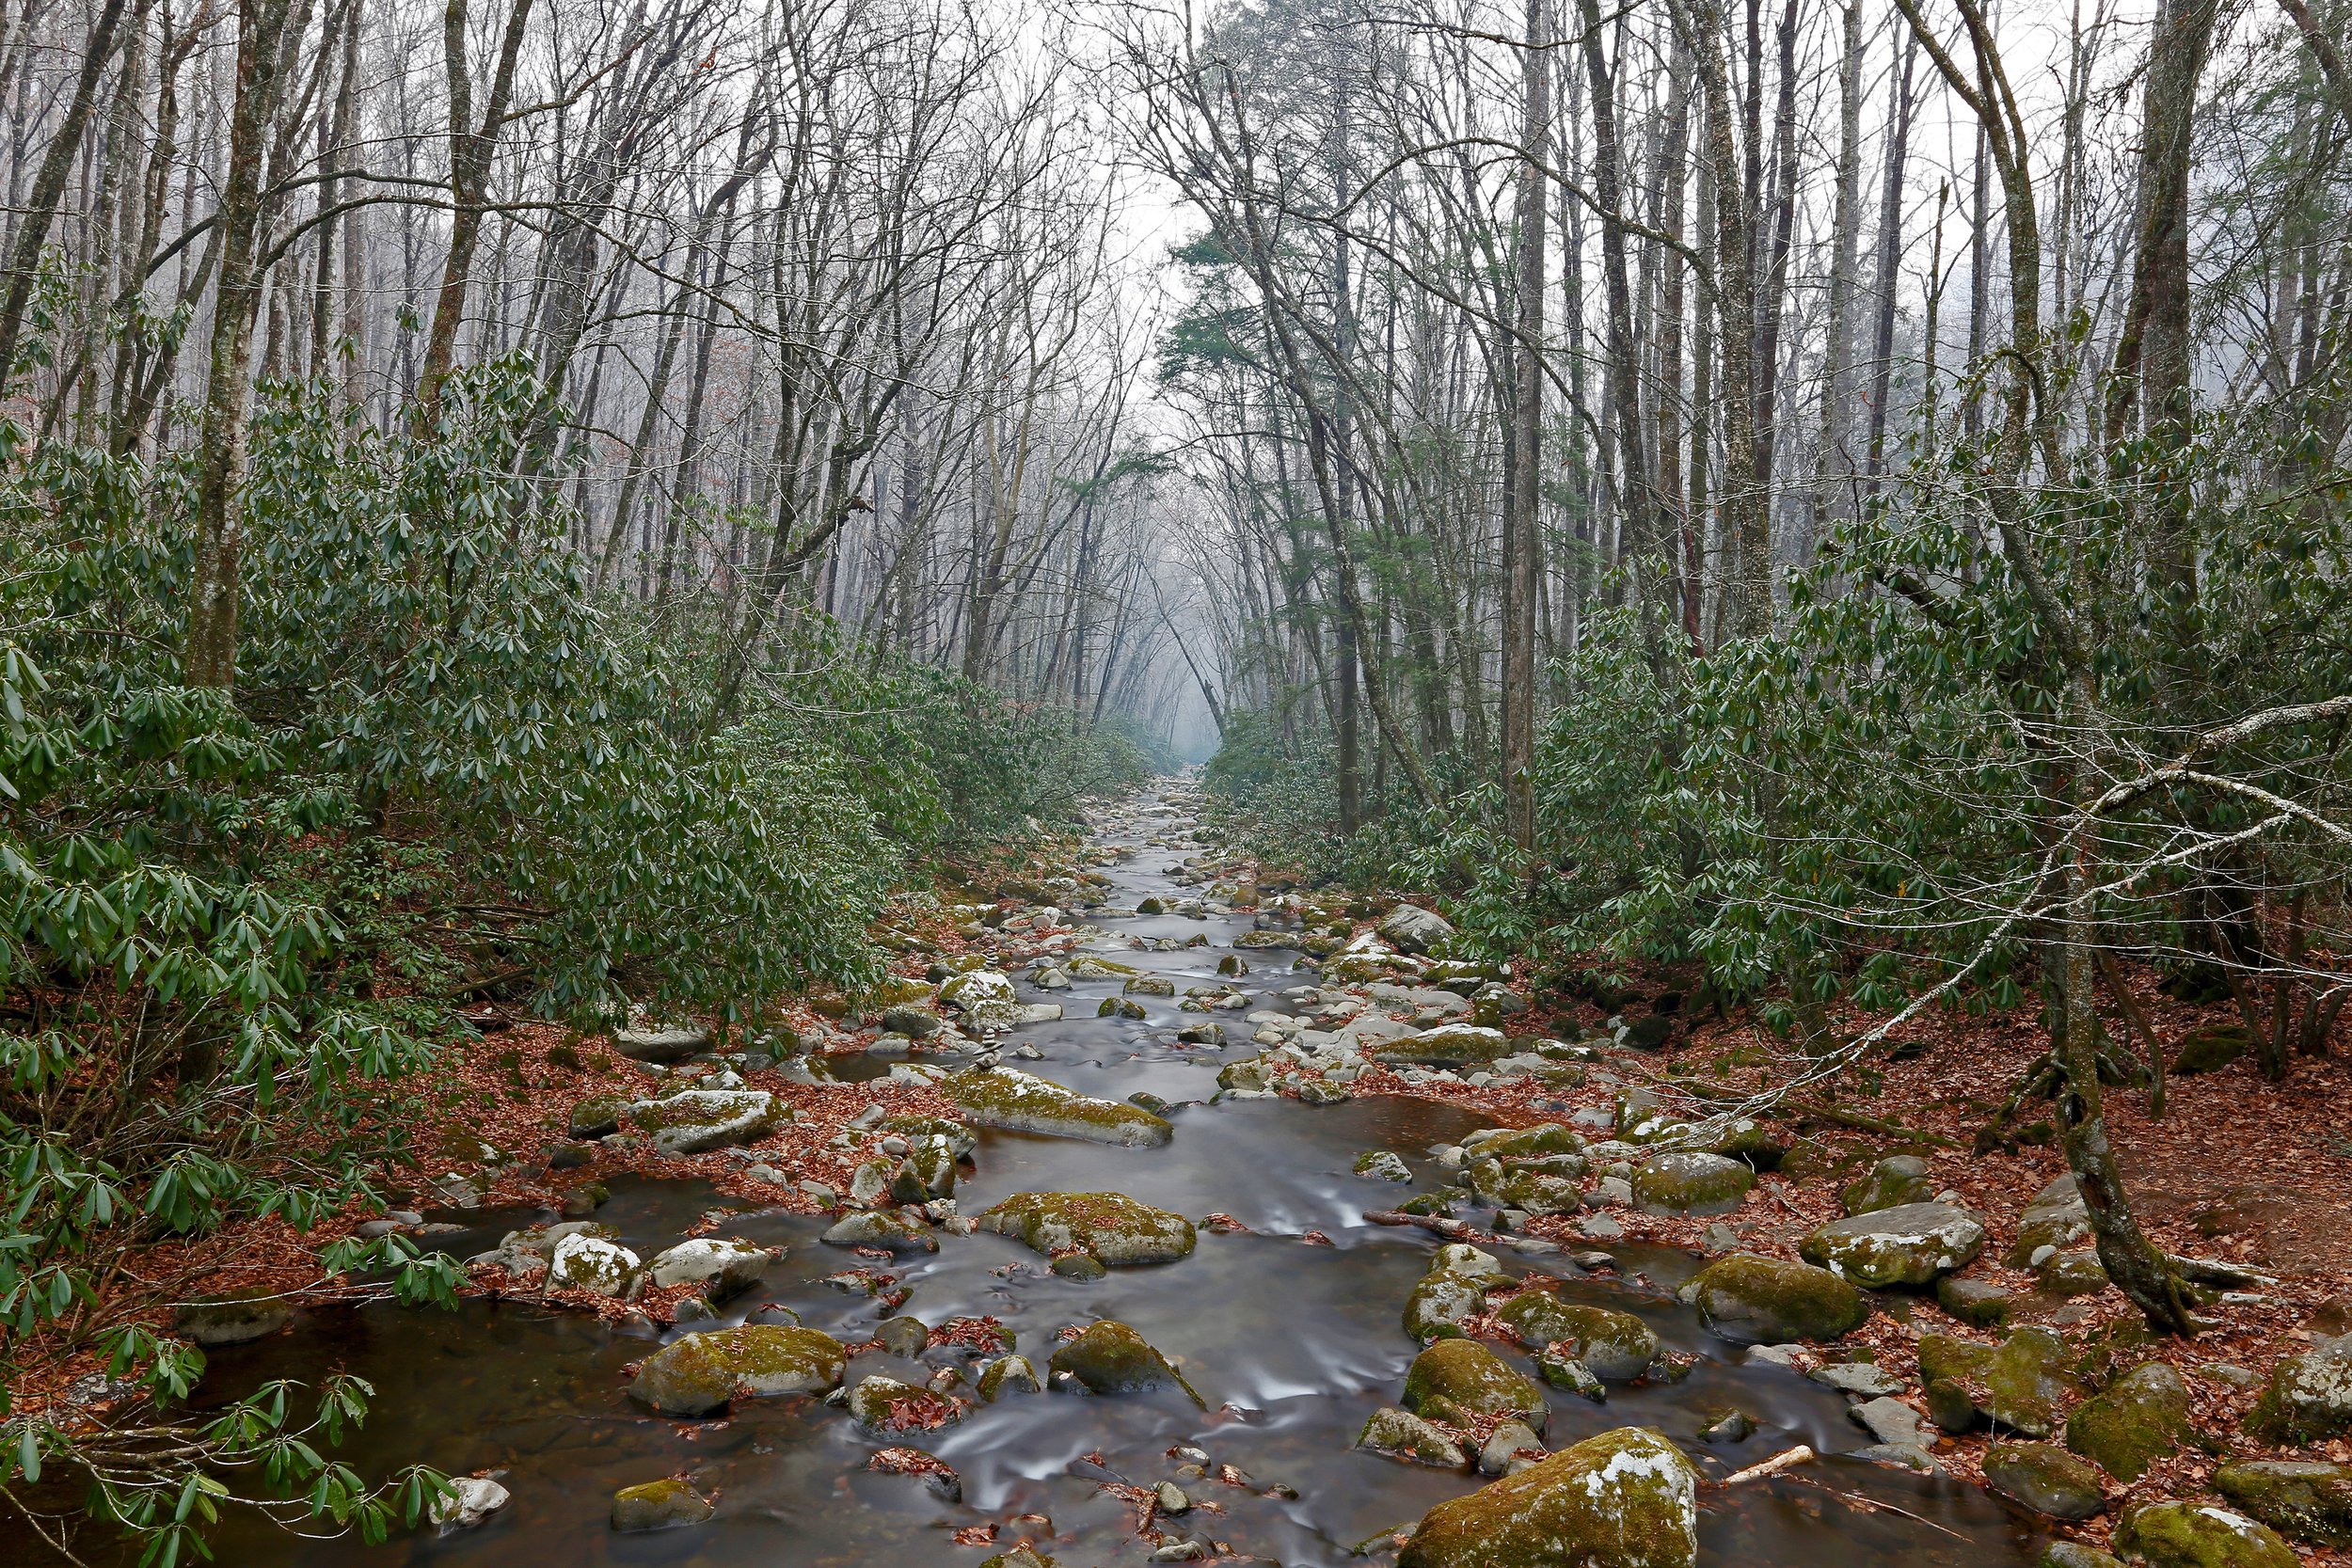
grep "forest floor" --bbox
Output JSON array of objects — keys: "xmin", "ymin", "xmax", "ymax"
[{"xmin": 21, "ymin": 785, "xmax": 2352, "ymax": 1565}]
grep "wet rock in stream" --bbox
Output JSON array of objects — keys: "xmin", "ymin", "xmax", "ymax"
[
  {"xmin": 944, "ymin": 1066, "xmax": 1174, "ymax": 1146},
  {"xmin": 1397, "ymin": 1427, "xmax": 1699, "ymax": 1568},
  {"xmin": 977, "ymin": 1191, "xmax": 1197, "ymax": 1265},
  {"xmin": 627, "ymin": 1323, "xmax": 848, "ymax": 1416}
]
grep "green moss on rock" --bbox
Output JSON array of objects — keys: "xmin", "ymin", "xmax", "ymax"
[
  {"xmin": 2066, "ymin": 1361, "xmax": 2192, "ymax": 1482},
  {"xmin": 1631, "ymin": 1152, "xmax": 1755, "ymax": 1215},
  {"xmin": 2111, "ymin": 1499, "xmax": 2298, "ymax": 1568},
  {"xmin": 1982, "ymin": 1440, "xmax": 2107, "ymax": 1521},
  {"xmin": 1494, "ymin": 1295, "xmax": 1660, "ymax": 1380},
  {"xmin": 1397, "ymin": 1426, "xmax": 1699, "ymax": 1568},
  {"xmin": 1799, "ymin": 1202, "xmax": 1985, "ymax": 1288},
  {"xmin": 2213, "ymin": 1459, "xmax": 2352, "ymax": 1547},
  {"xmin": 1917, "ymin": 1326, "xmax": 2078, "ymax": 1438},
  {"xmin": 611, "ymin": 1478, "xmax": 712, "ymax": 1532},
  {"xmin": 2243, "ymin": 1338, "xmax": 2352, "ymax": 1445},
  {"xmin": 1359, "ymin": 1406, "xmax": 1469, "ymax": 1468},
  {"xmin": 1402, "ymin": 1338, "xmax": 1547, "ymax": 1428},
  {"xmin": 1405, "ymin": 1270, "xmax": 1491, "ymax": 1344},
  {"xmin": 1047, "ymin": 1321, "xmax": 1201, "ymax": 1404},
  {"xmin": 1841, "ymin": 1155, "xmax": 1936, "ymax": 1215},
  {"xmin": 945, "ymin": 1069, "xmax": 1172, "ymax": 1148},
  {"xmin": 628, "ymin": 1324, "xmax": 848, "ymax": 1416},
  {"xmin": 978, "ymin": 1192, "xmax": 1196, "ymax": 1265},
  {"xmin": 1683, "ymin": 1254, "xmax": 1867, "ymax": 1344}
]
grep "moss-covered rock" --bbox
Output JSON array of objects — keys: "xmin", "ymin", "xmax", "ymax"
[
  {"xmin": 1397, "ymin": 1427, "xmax": 1699, "ymax": 1568},
  {"xmin": 1841, "ymin": 1155, "xmax": 1936, "ymax": 1215},
  {"xmin": 1405, "ymin": 1271, "xmax": 1491, "ymax": 1344},
  {"xmin": 2039, "ymin": 1545, "xmax": 2125, "ymax": 1568},
  {"xmin": 1917, "ymin": 1326, "xmax": 2079, "ymax": 1438},
  {"xmin": 977, "ymin": 1354, "xmax": 1042, "ymax": 1402},
  {"xmin": 2169, "ymin": 1022, "xmax": 2256, "ymax": 1076},
  {"xmin": 1469, "ymin": 1162, "xmax": 1585, "ymax": 1216},
  {"xmin": 1799, "ymin": 1202, "xmax": 1986, "ymax": 1288},
  {"xmin": 627, "ymin": 1087, "xmax": 780, "ymax": 1154},
  {"xmin": 821, "ymin": 1210, "xmax": 937, "ymax": 1253},
  {"xmin": 2244, "ymin": 1338, "xmax": 2352, "ymax": 1445},
  {"xmin": 1356, "ymin": 1149, "xmax": 1413, "ymax": 1181},
  {"xmin": 2010, "ymin": 1175, "xmax": 2093, "ymax": 1266},
  {"xmin": 1047, "ymin": 1321, "xmax": 1201, "ymax": 1404},
  {"xmin": 568, "ymin": 1093, "xmax": 629, "ymax": 1139},
  {"xmin": 1936, "ymin": 1275, "xmax": 2014, "ymax": 1328},
  {"xmin": 548, "ymin": 1231, "xmax": 640, "ymax": 1295},
  {"xmin": 1683, "ymin": 1254, "xmax": 1867, "ymax": 1344},
  {"xmin": 1982, "ymin": 1441, "xmax": 2108, "ymax": 1521},
  {"xmin": 2066, "ymin": 1361, "xmax": 2192, "ymax": 1482},
  {"xmin": 1495, "ymin": 1295, "xmax": 1660, "ymax": 1380},
  {"xmin": 977, "ymin": 1192, "xmax": 1196, "ymax": 1266},
  {"xmin": 1631, "ymin": 1152, "xmax": 1755, "ymax": 1215},
  {"xmin": 1375, "ymin": 1024, "xmax": 1514, "ymax": 1068},
  {"xmin": 172, "ymin": 1289, "xmax": 294, "ymax": 1347},
  {"xmin": 1402, "ymin": 1339, "xmax": 1547, "ymax": 1429},
  {"xmin": 611, "ymin": 1478, "xmax": 712, "ymax": 1531},
  {"xmin": 2212, "ymin": 1460, "xmax": 2352, "ymax": 1547},
  {"xmin": 1359, "ymin": 1406, "xmax": 1469, "ymax": 1468},
  {"xmin": 1461, "ymin": 1123, "xmax": 1587, "ymax": 1162},
  {"xmin": 946, "ymin": 1069, "xmax": 1173, "ymax": 1147},
  {"xmin": 1123, "ymin": 975, "xmax": 1176, "ymax": 996},
  {"xmin": 2111, "ymin": 1500, "xmax": 2298, "ymax": 1568},
  {"xmin": 628, "ymin": 1324, "xmax": 848, "ymax": 1415},
  {"xmin": 939, "ymin": 969, "xmax": 1018, "ymax": 1028}
]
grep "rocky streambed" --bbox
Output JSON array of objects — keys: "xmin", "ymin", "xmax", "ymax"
[{"xmin": 48, "ymin": 785, "xmax": 2320, "ymax": 1568}]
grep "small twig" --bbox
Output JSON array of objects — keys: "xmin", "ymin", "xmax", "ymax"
[{"xmin": 1721, "ymin": 1444, "xmax": 1814, "ymax": 1484}]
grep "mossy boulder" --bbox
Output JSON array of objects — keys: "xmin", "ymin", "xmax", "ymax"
[
  {"xmin": 613, "ymin": 1024, "xmax": 708, "ymax": 1064},
  {"xmin": 1682, "ymin": 1254, "xmax": 1867, "ymax": 1344},
  {"xmin": 1460, "ymin": 1123, "xmax": 1587, "ymax": 1162},
  {"xmin": 568, "ymin": 1093, "xmax": 629, "ymax": 1139},
  {"xmin": 645, "ymin": 1238, "xmax": 773, "ymax": 1299},
  {"xmin": 821, "ymin": 1210, "xmax": 937, "ymax": 1253},
  {"xmin": 939, "ymin": 969, "xmax": 1018, "ymax": 1028},
  {"xmin": 2170, "ymin": 1022, "xmax": 2256, "ymax": 1076},
  {"xmin": 548, "ymin": 1232, "xmax": 640, "ymax": 1295},
  {"xmin": 2041, "ymin": 1547, "xmax": 2125, "ymax": 1568},
  {"xmin": 1359, "ymin": 1406, "xmax": 1469, "ymax": 1468},
  {"xmin": 1936, "ymin": 1275, "xmax": 2014, "ymax": 1328},
  {"xmin": 2213, "ymin": 1460, "xmax": 2352, "ymax": 1547},
  {"xmin": 1356, "ymin": 1149, "xmax": 1413, "ymax": 1182},
  {"xmin": 1917, "ymin": 1326, "xmax": 2079, "ymax": 1438},
  {"xmin": 1983, "ymin": 1441, "xmax": 2107, "ymax": 1521},
  {"xmin": 1397, "ymin": 1427, "xmax": 1699, "ymax": 1568},
  {"xmin": 1631, "ymin": 1152, "xmax": 1755, "ymax": 1215},
  {"xmin": 2010, "ymin": 1175, "xmax": 2093, "ymax": 1266},
  {"xmin": 1495, "ymin": 1296, "xmax": 1660, "ymax": 1380},
  {"xmin": 1842, "ymin": 1155, "xmax": 1937, "ymax": 1216},
  {"xmin": 627, "ymin": 1087, "xmax": 780, "ymax": 1154},
  {"xmin": 1405, "ymin": 1271, "xmax": 1492, "ymax": 1344},
  {"xmin": 1375, "ymin": 1024, "xmax": 1513, "ymax": 1068},
  {"xmin": 1799, "ymin": 1202, "xmax": 1985, "ymax": 1288},
  {"xmin": 628, "ymin": 1324, "xmax": 848, "ymax": 1415},
  {"xmin": 1402, "ymin": 1339, "xmax": 1547, "ymax": 1429},
  {"xmin": 2066, "ymin": 1361, "xmax": 2193, "ymax": 1482},
  {"xmin": 172, "ymin": 1289, "xmax": 294, "ymax": 1348},
  {"xmin": 977, "ymin": 1192, "xmax": 1196, "ymax": 1266},
  {"xmin": 1468, "ymin": 1162, "xmax": 1586, "ymax": 1216},
  {"xmin": 1378, "ymin": 903, "xmax": 1456, "ymax": 954},
  {"xmin": 945, "ymin": 1069, "xmax": 1172, "ymax": 1147},
  {"xmin": 2244, "ymin": 1338, "xmax": 2352, "ymax": 1445},
  {"xmin": 1047, "ymin": 1321, "xmax": 1201, "ymax": 1404},
  {"xmin": 611, "ymin": 1478, "xmax": 712, "ymax": 1531},
  {"xmin": 2111, "ymin": 1500, "xmax": 2299, "ymax": 1568},
  {"xmin": 977, "ymin": 1354, "xmax": 1042, "ymax": 1401}
]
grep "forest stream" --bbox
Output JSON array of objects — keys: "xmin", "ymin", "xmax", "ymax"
[{"xmin": 117, "ymin": 786, "xmax": 2047, "ymax": 1567}]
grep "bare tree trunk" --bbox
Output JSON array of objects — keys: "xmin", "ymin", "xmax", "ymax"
[
  {"xmin": 1683, "ymin": 0, "xmax": 1763, "ymax": 637},
  {"xmin": 1502, "ymin": 0, "xmax": 1550, "ymax": 854},
  {"xmin": 1806, "ymin": 0, "xmax": 1866, "ymax": 557}
]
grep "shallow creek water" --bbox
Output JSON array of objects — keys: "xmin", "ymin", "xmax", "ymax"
[{"xmin": 53, "ymin": 790, "xmax": 2048, "ymax": 1566}]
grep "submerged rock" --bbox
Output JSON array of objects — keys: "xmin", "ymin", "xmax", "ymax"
[
  {"xmin": 1799, "ymin": 1202, "xmax": 1985, "ymax": 1288},
  {"xmin": 1358, "ymin": 1406, "xmax": 1469, "ymax": 1468},
  {"xmin": 172, "ymin": 1289, "xmax": 294, "ymax": 1347},
  {"xmin": 2213, "ymin": 1459, "xmax": 2352, "ymax": 1547},
  {"xmin": 1494, "ymin": 1295, "xmax": 1660, "ymax": 1380},
  {"xmin": 628, "ymin": 1324, "xmax": 848, "ymax": 1416},
  {"xmin": 945, "ymin": 1069, "xmax": 1173, "ymax": 1147},
  {"xmin": 2066, "ymin": 1361, "xmax": 2192, "ymax": 1482},
  {"xmin": 977, "ymin": 1192, "xmax": 1197, "ymax": 1266},
  {"xmin": 1047, "ymin": 1321, "xmax": 1201, "ymax": 1404},
  {"xmin": 1982, "ymin": 1441, "xmax": 2107, "ymax": 1521},
  {"xmin": 1681, "ymin": 1254, "xmax": 1867, "ymax": 1344},
  {"xmin": 1397, "ymin": 1427, "xmax": 1699, "ymax": 1568},
  {"xmin": 1402, "ymin": 1339, "xmax": 1547, "ymax": 1428},
  {"xmin": 611, "ymin": 1477, "xmax": 712, "ymax": 1532},
  {"xmin": 2111, "ymin": 1499, "xmax": 2298, "ymax": 1568}
]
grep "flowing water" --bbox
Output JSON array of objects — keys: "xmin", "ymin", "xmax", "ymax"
[{"xmin": 33, "ymin": 789, "xmax": 2049, "ymax": 1566}]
